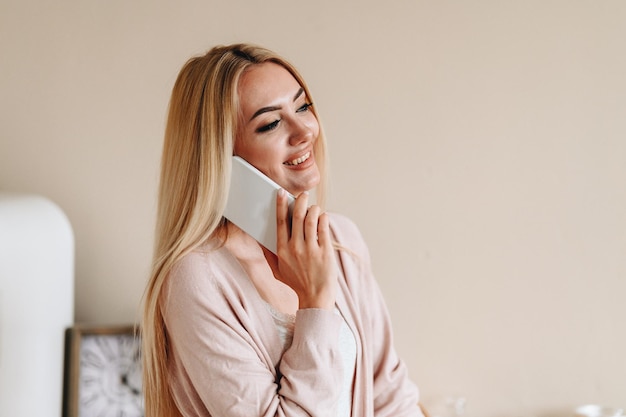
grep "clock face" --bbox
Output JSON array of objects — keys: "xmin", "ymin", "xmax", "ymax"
[{"xmin": 78, "ymin": 332, "xmax": 143, "ymax": 417}]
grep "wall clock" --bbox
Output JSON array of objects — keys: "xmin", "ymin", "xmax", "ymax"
[{"xmin": 63, "ymin": 325, "xmax": 144, "ymax": 417}]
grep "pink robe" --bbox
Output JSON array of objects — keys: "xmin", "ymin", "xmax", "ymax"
[{"xmin": 162, "ymin": 213, "xmax": 422, "ymax": 417}]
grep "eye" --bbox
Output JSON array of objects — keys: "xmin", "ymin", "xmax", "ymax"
[
  {"xmin": 256, "ymin": 119, "xmax": 280, "ymax": 133},
  {"xmin": 296, "ymin": 102, "xmax": 313, "ymax": 113}
]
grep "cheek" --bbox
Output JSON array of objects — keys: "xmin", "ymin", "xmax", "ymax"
[
  {"xmin": 234, "ymin": 133, "xmax": 258, "ymax": 159},
  {"xmin": 313, "ymin": 122, "xmax": 320, "ymax": 138},
  {"xmin": 234, "ymin": 137, "xmax": 279, "ymax": 170},
  {"xmin": 306, "ymin": 115, "xmax": 321, "ymax": 139}
]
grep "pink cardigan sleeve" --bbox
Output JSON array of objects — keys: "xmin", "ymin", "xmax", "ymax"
[{"xmin": 161, "ymin": 252, "xmax": 345, "ymax": 417}]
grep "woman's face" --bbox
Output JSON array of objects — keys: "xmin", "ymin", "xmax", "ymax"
[{"xmin": 235, "ymin": 62, "xmax": 320, "ymax": 196}]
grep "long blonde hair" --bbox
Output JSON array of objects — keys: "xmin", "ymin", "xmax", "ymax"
[{"xmin": 142, "ymin": 43, "xmax": 329, "ymax": 416}]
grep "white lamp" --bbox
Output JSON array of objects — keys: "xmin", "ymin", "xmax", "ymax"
[{"xmin": 0, "ymin": 193, "xmax": 74, "ymax": 417}]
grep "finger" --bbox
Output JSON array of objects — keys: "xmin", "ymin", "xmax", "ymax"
[
  {"xmin": 276, "ymin": 189, "xmax": 290, "ymax": 248},
  {"xmin": 304, "ymin": 205, "xmax": 322, "ymax": 244},
  {"xmin": 290, "ymin": 191, "xmax": 309, "ymax": 242},
  {"xmin": 317, "ymin": 212, "xmax": 332, "ymax": 249}
]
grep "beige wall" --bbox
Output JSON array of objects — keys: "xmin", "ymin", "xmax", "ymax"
[{"xmin": 1, "ymin": 1, "xmax": 625, "ymax": 415}]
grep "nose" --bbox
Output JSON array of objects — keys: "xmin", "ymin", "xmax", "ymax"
[{"xmin": 288, "ymin": 117, "xmax": 314, "ymax": 146}]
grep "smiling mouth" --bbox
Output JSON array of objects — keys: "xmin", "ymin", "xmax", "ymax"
[{"xmin": 284, "ymin": 151, "xmax": 311, "ymax": 166}]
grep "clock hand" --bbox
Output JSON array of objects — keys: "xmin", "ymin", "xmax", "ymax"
[{"xmin": 120, "ymin": 373, "xmax": 142, "ymax": 396}]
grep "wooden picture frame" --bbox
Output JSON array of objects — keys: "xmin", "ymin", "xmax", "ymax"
[{"xmin": 62, "ymin": 324, "xmax": 143, "ymax": 417}]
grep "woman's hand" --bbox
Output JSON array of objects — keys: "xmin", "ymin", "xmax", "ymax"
[{"xmin": 275, "ymin": 189, "xmax": 337, "ymax": 310}]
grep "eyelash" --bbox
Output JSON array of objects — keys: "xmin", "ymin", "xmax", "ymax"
[
  {"xmin": 297, "ymin": 102, "xmax": 313, "ymax": 113},
  {"xmin": 256, "ymin": 102, "xmax": 313, "ymax": 133}
]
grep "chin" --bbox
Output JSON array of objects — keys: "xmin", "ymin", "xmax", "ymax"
[
  {"xmin": 282, "ymin": 170, "xmax": 320, "ymax": 196},
  {"xmin": 284, "ymin": 181, "xmax": 316, "ymax": 196}
]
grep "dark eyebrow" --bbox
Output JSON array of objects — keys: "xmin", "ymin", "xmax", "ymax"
[
  {"xmin": 249, "ymin": 88, "xmax": 305, "ymax": 122},
  {"xmin": 249, "ymin": 105, "xmax": 280, "ymax": 121},
  {"xmin": 293, "ymin": 87, "xmax": 304, "ymax": 102}
]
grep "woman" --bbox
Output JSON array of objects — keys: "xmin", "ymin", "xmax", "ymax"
[{"xmin": 142, "ymin": 43, "xmax": 423, "ymax": 417}]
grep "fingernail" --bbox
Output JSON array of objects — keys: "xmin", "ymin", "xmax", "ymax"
[{"xmin": 278, "ymin": 188, "xmax": 285, "ymax": 197}]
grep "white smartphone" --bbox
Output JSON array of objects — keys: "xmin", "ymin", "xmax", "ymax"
[{"xmin": 223, "ymin": 156, "xmax": 295, "ymax": 254}]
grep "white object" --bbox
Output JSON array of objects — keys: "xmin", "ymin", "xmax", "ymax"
[
  {"xmin": 576, "ymin": 405, "xmax": 624, "ymax": 417},
  {"xmin": 0, "ymin": 193, "xmax": 74, "ymax": 417},
  {"xmin": 224, "ymin": 156, "xmax": 295, "ymax": 254}
]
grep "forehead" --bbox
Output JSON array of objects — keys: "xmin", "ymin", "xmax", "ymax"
[{"xmin": 238, "ymin": 62, "xmax": 302, "ymax": 113}]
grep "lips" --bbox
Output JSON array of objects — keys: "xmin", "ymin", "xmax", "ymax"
[{"xmin": 284, "ymin": 151, "xmax": 311, "ymax": 166}]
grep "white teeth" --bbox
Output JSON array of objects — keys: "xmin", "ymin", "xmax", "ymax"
[{"xmin": 285, "ymin": 151, "xmax": 310, "ymax": 166}]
